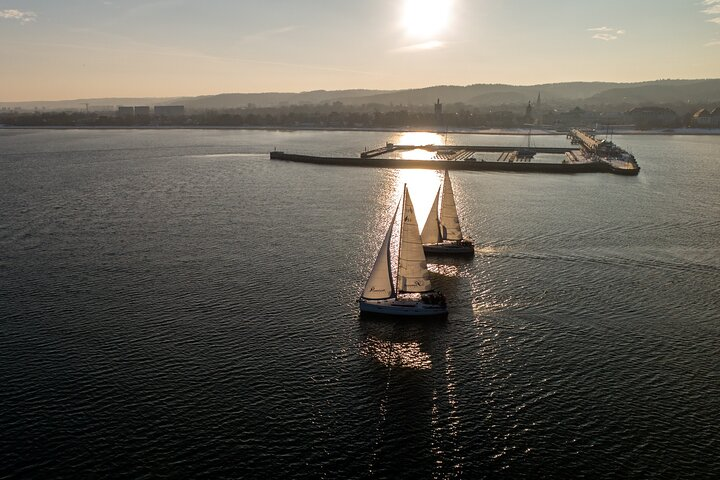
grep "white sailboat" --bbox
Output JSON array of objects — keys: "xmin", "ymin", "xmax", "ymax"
[
  {"xmin": 359, "ymin": 185, "xmax": 448, "ymax": 317},
  {"xmin": 421, "ymin": 170, "xmax": 474, "ymax": 255}
]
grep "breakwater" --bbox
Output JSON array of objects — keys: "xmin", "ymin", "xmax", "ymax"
[{"xmin": 270, "ymin": 151, "xmax": 632, "ymax": 175}]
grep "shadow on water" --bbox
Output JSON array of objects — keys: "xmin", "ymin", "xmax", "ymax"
[
  {"xmin": 425, "ymin": 252, "xmax": 476, "ymax": 268},
  {"xmin": 356, "ymin": 316, "xmax": 447, "ymax": 477}
]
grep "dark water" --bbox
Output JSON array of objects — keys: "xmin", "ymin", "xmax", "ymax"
[{"xmin": 1, "ymin": 129, "xmax": 719, "ymax": 479}]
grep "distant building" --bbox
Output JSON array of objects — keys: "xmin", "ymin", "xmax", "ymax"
[
  {"xmin": 691, "ymin": 108, "xmax": 712, "ymax": 128},
  {"xmin": 536, "ymin": 92, "xmax": 542, "ymax": 109},
  {"xmin": 154, "ymin": 105, "xmax": 185, "ymax": 117},
  {"xmin": 524, "ymin": 101, "xmax": 533, "ymax": 122},
  {"xmin": 434, "ymin": 98, "xmax": 442, "ymax": 116},
  {"xmin": 117, "ymin": 106, "xmax": 134, "ymax": 117},
  {"xmin": 134, "ymin": 106, "xmax": 150, "ymax": 116},
  {"xmin": 711, "ymin": 107, "xmax": 720, "ymax": 128},
  {"xmin": 626, "ymin": 106, "xmax": 678, "ymax": 128}
]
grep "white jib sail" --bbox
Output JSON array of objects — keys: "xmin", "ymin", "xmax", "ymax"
[
  {"xmin": 361, "ymin": 201, "xmax": 399, "ymax": 300},
  {"xmin": 440, "ymin": 170, "xmax": 463, "ymax": 241},
  {"xmin": 421, "ymin": 186, "xmax": 443, "ymax": 245},
  {"xmin": 397, "ymin": 185, "xmax": 433, "ymax": 293}
]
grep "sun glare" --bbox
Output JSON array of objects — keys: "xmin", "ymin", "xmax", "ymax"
[{"xmin": 402, "ymin": 0, "xmax": 453, "ymax": 38}]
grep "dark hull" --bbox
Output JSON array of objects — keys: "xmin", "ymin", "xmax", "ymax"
[{"xmin": 423, "ymin": 243, "xmax": 475, "ymax": 255}]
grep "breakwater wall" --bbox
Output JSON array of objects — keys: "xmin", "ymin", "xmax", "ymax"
[{"xmin": 270, "ymin": 151, "xmax": 619, "ymax": 174}]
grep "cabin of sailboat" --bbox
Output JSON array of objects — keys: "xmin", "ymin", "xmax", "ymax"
[
  {"xmin": 422, "ymin": 170, "xmax": 474, "ymax": 255},
  {"xmin": 359, "ymin": 185, "xmax": 448, "ymax": 318}
]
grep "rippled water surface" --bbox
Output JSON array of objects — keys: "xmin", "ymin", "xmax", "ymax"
[{"xmin": 1, "ymin": 129, "xmax": 719, "ymax": 479}]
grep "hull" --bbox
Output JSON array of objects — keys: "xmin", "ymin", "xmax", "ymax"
[
  {"xmin": 359, "ymin": 298, "xmax": 448, "ymax": 317},
  {"xmin": 423, "ymin": 241, "xmax": 475, "ymax": 255}
]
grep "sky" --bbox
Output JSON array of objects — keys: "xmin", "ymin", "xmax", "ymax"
[{"xmin": 1, "ymin": 0, "xmax": 720, "ymax": 101}]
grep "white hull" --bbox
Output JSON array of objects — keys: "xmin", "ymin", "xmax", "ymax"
[
  {"xmin": 359, "ymin": 298, "xmax": 448, "ymax": 317},
  {"xmin": 423, "ymin": 240, "xmax": 475, "ymax": 255}
]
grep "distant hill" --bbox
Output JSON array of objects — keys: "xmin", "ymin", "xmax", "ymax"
[
  {"xmin": 586, "ymin": 79, "xmax": 720, "ymax": 105},
  {"xmin": 0, "ymin": 97, "xmax": 181, "ymax": 111},
  {"xmin": 180, "ymin": 89, "xmax": 390, "ymax": 110},
  {"xmin": 2, "ymin": 79, "xmax": 719, "ymax": 112}
]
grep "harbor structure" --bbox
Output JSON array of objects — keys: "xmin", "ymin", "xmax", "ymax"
[{"xmin": 271, "ymin": 129, "xmax": 640, "ymax": 176}]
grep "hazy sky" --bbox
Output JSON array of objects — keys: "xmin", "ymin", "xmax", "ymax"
[{"xmin": 2, "ymin": 0, "xmax": 720, "ymax": 101}]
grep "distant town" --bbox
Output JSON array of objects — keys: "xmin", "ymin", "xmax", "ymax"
[{"xmin": 2, "ymin": 80, "xmax": 719, "ymax": 131}]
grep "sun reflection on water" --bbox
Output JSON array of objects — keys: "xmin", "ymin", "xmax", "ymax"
[
  {"xmin": 395, "ymin": 131, "xmax": 445, "ymax": 147},
  {"xmin": 360, "ymin": 337, "xmax": 432, "ymax": 370}
]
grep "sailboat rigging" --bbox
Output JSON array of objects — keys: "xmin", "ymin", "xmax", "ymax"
[
  {"xmin": 359, "ymin": 184, "xmax": 448, "ymax": 317},
  {"xmin": 421, "ymin": 170, "xmax": 475, "ymax": 255}
]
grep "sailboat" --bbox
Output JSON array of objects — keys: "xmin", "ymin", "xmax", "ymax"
[
  {"xmin": 359, "ymin": 185, "xmax": 448, "ymax": 317},
  {"xmin": 421, "ymin": 170, "xmax": 474, "ymax": 255}
]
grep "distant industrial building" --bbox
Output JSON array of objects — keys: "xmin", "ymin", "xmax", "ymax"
[
  {"xmin": 117, "ymin": 106, "xmax": 134, "ymax": 117},
  {"xmin": 154, "ymin": 105, "xmax": 185, "ymax": 117},
  {"xmin": 134, "ymin": 106, "xmax": 150, "ymax": 116}
]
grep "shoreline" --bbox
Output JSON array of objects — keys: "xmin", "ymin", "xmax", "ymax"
[{"xmin": 1, "ymin": 125, "xmax": 719, "ymax": 136}]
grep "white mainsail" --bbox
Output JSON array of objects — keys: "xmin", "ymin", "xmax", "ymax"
[
  {"xmin": 361, "ymin": 202, "xmax": 399, "ymax": 300},
  {"xmin": 440, "ymin": 170, "xmax": 463, "ymax": 241},
  {"xmin": 421, "ymin": 187, "xmax": 442, "ymax": 245},
  {"xmin": 397, "ymin": 185, "xmax": 433, "ymax": 293}
]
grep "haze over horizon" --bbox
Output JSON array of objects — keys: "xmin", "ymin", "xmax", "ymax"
[{"xmin": 2, "ymin": 0, "xmax": 720, "ymax": 102}]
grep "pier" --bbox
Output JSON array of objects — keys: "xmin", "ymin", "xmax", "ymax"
[{"xmin": 567, "ymin": 129, "xmax": 640, "ymax": 174}]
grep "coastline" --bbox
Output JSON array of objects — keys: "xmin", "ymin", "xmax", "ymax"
[{"xmin": 1, "ymin": 125, "xmax": 719, "ymax": 136}]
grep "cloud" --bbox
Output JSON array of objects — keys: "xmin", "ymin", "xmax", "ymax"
[
  {"xmin": 588, "ymin": 27, "xmax": 625, "ymax": 41},
  {"xmin": 706, "ymin": 39, "xmax": 720, "ymax": 46},
  {"xmin": 0, "ymin": 9, "xmax": 37, "ymax": 23},
  {"xmin": 391, "ymin": 40, "xmax": 445, "ymax": 53},
  {"xmin": 701, "ymin": 1, "xmax": 720, "ymax": 25}
]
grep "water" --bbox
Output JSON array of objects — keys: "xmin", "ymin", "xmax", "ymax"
[{"xmin": 1, "ymin": 128, "xmax": 719, "ymax": 479}]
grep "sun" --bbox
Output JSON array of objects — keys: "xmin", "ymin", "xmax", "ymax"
[{"xmin": 402, "ymin": 0, "xmax": 453, "ymax": 38}]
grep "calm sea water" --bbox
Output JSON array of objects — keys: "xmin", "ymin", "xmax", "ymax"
[{"xmin": 1, "ymin": 129, "xmax": 719, "ymax": 479}]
